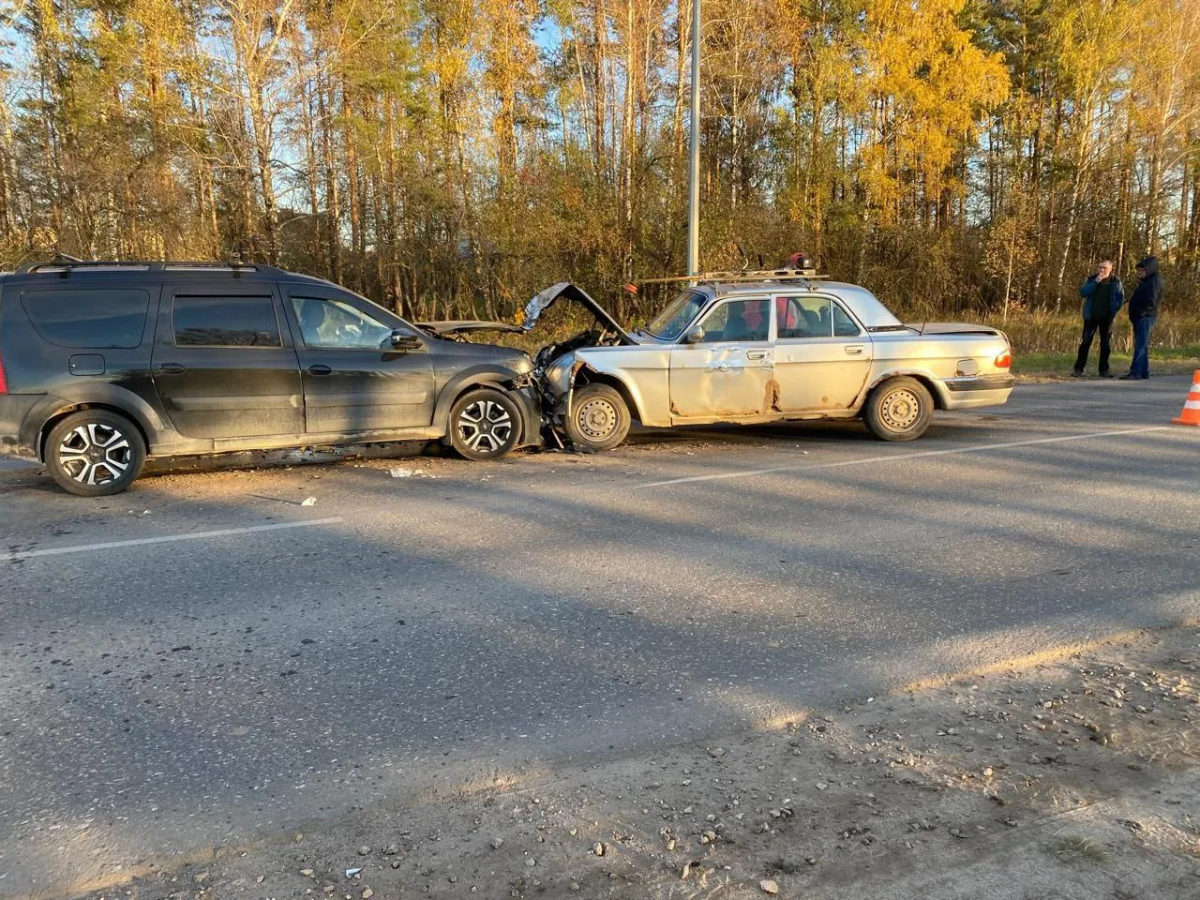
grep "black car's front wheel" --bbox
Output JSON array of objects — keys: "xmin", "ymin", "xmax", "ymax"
[
  {"xmin": 45, "ymin": 409, "xmax": 146, "ymax": 496},
  {"xmin": 448, "ymin": 388, "xmax": 522, "ymax": 461}
]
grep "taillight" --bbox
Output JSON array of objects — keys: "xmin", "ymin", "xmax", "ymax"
[
  {"xmin": 0, "ymin": 353, "xmax": 7, "ymax": 394},
  {"xmin": 995, "ymin": 349, "xmax": 1012, "ymax": 369}
]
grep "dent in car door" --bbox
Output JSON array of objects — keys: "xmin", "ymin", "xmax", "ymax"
[
  {"xmin": 772, "ymin": 295, "xmax": 872, "ymax": 410},
  {"xmin": 668, "ymin": 298, "xmax": 775, "ymax": 419},
  {"xmin": 285, "ymin": 292, "xmax": 435, "ymax": 434}
]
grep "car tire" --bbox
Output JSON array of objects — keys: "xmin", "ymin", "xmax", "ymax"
[
  {"xmin": 45, "ymin": 409, "xmax": 147, "ymax": 496},
  {"xmin": 863, "ymin": 376, "xmax": 934, "ymax": 442},
  {"xmin": 564, "ymin": 383, "xmax": 631, "ymax": 451},
  {"xmin": 448, "ymin": 387, "xmax": 522, "ymax": 461}
]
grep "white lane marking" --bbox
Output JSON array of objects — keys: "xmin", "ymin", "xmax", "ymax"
[
  {"xmin": 635, "ymin": 426, "xmax": 1172, "ymax": 489},
  {"xmin": 3, "ymin": 518, "xmax": 344, "ymax": 562}
]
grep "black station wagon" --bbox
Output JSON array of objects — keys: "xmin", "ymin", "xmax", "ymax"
[{"xmin": 0, "ymin": 261, "xmax": 539, "ymax": 496}]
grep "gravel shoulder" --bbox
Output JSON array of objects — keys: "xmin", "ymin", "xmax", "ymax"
[{"xmin": 58, "ymin": 621, "xmax": 1200, "ymax": 900}]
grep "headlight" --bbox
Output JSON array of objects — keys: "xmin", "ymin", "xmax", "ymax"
[{"xmin": 544, "ymin": 355, "xmax": 575, "ymax": 396}]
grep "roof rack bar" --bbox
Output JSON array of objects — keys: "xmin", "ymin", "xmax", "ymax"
[
  {"xmin": 629, "ymin": 268, "xmax": 826, "ymax": 287},
  {"xmin": 15, "ymin": 258, "xmax": 278, "ymax": 275}
]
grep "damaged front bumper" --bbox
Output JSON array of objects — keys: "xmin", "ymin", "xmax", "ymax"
[{"xmin": 509, "ymin": 378, "xmax": 546, "ymax": 449}]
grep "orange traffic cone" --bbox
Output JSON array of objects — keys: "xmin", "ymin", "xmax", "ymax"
[{"xmin": 1172, "ymin": 370, "xmax": 1200, "ymax": 426}]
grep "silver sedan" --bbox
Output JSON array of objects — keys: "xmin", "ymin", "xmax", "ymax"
[{"xmin": 524, "ymin": 274, "xmax": 1014, "ymax": 450}]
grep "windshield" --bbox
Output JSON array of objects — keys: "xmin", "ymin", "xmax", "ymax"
[{"xmin": 644, "ymin": 289, "xmax": 707, "ymax": 340}]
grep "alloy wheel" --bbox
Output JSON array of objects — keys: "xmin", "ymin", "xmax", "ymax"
[
  {"xmin": 57, "ymin": 423, "xmax": 134, "ymax": 487},
  {"xmin": 457, "ymin": 399, "xmax": 514, "ymax": 455}
]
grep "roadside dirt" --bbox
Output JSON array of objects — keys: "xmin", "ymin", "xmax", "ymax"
[{"xmin": 61, "ymin": 623, "xmax": 1200, "ymax": 900}]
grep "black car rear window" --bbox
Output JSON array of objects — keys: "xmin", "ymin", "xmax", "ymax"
[
  {"xmin": 21, "ymin": 289, "xmax": 150, "ymax": 348},
  {"xmin": 173, "ymin": 296, "xmax": 281, "ymax": 347}
]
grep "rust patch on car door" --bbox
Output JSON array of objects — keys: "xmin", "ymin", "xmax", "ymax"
[{"xmin": 763, "ymin": 379, "xmax": 782, "ymax": 414}]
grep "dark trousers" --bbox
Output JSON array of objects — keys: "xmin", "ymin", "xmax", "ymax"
[
  {"xmin": 1074, "ymin": 317, "xmax": 1113, "ymax": 374},
  {"xmin": 1129, "ymin": 316, "xmax": 1155, "ymax": 377}
]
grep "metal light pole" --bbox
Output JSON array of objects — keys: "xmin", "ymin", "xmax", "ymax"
[{"xmin": 686, "ymin": 0, "xmax": 701, "ymax": 277}]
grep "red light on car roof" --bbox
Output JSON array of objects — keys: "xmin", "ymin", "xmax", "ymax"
[{"xmin": 995, "ymin": 350, "xmax": 1012, "ymax": 369}]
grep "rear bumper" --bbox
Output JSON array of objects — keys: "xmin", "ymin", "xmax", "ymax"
[
  {"xmin": 0, "ymin": 394, "xmax": 42, "ymax": 457},
  {"xmin": 941, "ymin": 375, "xmax": 1014, "ymax": 411},
  {"xmin": 944, "ymin": 374, "xmax": 1015, "ymax": 393}
]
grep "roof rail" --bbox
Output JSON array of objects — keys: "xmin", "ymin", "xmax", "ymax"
[{"xmin": 15, "ymin": 259, "xmax": 282, "ymax": 276}]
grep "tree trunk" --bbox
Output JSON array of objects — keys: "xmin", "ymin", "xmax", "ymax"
[{"xmin": 317, "ymin": 73, "xmax": 341, "ymax": 283}]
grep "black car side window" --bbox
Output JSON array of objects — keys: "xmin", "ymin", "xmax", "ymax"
[
  {"xmin": 22, "ymin": 289, "xmax": 150, "ymax": 349},
  {"xmin": 291, "ymin": 297, "xmax": 395, "ymax": 350},
  {"xmin": 173, "ymin": 296, "xmax": 281, "ymax": 347}
]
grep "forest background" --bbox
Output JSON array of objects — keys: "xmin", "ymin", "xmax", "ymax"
[{"xmin": 1, "ymin": 0, "xmax": 1199, "ymax": 353}]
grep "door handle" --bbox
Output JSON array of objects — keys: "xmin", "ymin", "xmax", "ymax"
[
  {"xmin": 844, "ymin": 345, "xmax": 865, "ymax": 355},
  {"xmin": 156, "ymin": 362, "xmax": 186, "ymax": 375},
  {"xmin": 308, "ymin": 364, "xmax": 332, "ymax": 376},
  {"xmin": 746, "ymin": 351, "xmax": 768, "ymax": 360}
]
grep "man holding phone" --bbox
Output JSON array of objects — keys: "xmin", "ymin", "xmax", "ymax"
[{"xmin": 1073, "ymin": 259, "xmax": 1124, "ymax": 377}]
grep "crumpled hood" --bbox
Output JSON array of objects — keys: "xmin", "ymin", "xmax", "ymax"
[
  {"xmin": 1136, "ymin": 256, "xmax": 1159, "ymax": 277},
  {"xmin": 519, "ymin": 283, "xmax": 636, "ymax": 344}
]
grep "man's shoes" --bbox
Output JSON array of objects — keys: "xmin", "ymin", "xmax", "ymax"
[
  {"xmin": 1070, "ymin": 370, "xmax": 1083, "ymax": 377},
  {"xmin": 1119, "ymin": 374, "xmax": 1138, "ymax": 380},
  {"xmin": 1099, "ymin": 372, "xmax": 1114, "ymax": 378},
  {"xmin": 1141, "ymin": 374, "xmax": 1150, "ymax": 379}
]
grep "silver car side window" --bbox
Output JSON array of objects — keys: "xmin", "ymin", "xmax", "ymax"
[
  {"xmin": 777, "ymin": 296, "xmax": 832, "ymax": 339},
  {"xmin": 697, "ymin": 299, "xmax": 770, "ymax": 343},
  {"xmin": 832, "ymin": 301, "xmax": 862, "ymax": 337}
]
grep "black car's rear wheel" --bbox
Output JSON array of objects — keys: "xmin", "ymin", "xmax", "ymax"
[
  {"xmin": 45, "ymin": 410, "xmax": 146, "ymax": 496},
  {"xmin": 863, "ymin": 376, "xmax": 934, "ymax": 442},
  {"xmin": 449, "ymin": 388, "xmax": 522, "ymax": 461},
  {"xmin": 564, "ymin": 383, "xmax": 630, "ymax": 451}
]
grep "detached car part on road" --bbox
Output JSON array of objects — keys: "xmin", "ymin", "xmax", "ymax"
[
  {"xmin": 0, "ymin": 261, "xmax": 539, "ymax": 496},
  {"xmin": 523, "ymin": 273, "xmax": 1014, "ymax": 450}
]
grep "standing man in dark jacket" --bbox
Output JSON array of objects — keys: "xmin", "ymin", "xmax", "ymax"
[
  {"xmin": 1121, "ymin": 256, "xmax": 1163, "ymax": 380},
  {"xmin": 1073, "ymin": 259, "xmax": 1124, "ymax": 377}
]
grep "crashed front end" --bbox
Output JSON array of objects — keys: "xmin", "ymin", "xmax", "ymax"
[{"xmin": 518, "ymin": 282, "xmax": 640, "ymax": 440}]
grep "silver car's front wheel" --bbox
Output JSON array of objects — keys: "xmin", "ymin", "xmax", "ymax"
[
  {"xmin": 448, "ymin": 388, "xmax": 521, "ymax": 461},
  {"xmin": 863, "ymin": 376, "xmax": 934, "ymax": 442},
  {"xmin": 45, "ymin": 410, "xmax": 147, "ymax": 496},
  {"xmin": 564, "ymin": 383, "xmax": 631, "ymax": 451}
]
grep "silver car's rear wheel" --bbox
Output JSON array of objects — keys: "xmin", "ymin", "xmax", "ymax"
[
  {"xmin": 448, "ymin": 388, "xmax": 521, "ymax": 461},
  {"xmin": 863, "ymin": 376, "xmax": 933, "ymax": 442},
  {"xmin": 45, "ymin": 410, "xmax": 146, "ymax": 496},
  {"xmin": 879, "ymin": 388, "xmax": 921, "ymax": 431}
]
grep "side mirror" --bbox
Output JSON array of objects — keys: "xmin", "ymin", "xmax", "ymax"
[
  {"xmin": 390, "ymin": 330, "xmax": 423, "ymax": 351},
  {"xmin": 682, "ymin": 325, "xmax": 705, "ymax": 345}
]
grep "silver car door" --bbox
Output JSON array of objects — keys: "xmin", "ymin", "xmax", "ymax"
[
  {"xmin": 669, "ymin": 297, "xmax": 775, "ymax": 419},
  {"xmin": 771, "ymin": 294, "xmax": 872, "ymax": 411}
]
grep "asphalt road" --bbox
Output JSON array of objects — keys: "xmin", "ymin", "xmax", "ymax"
[{"xmin": 1, "ymin": 377, "xmax": 1198, "ymax": 896}]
